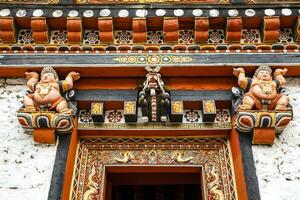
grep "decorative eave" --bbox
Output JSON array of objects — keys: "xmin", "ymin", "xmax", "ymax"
[{"xmin": 1, "ymin": 5, "xmax": 300, "ymax": 53}]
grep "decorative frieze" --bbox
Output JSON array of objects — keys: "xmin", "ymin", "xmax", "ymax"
[
  {"xmin": 71, "ymin": 137, "xmax": 237, "ymax": 200},
  {"xmin": 0, "ymin": 7, "xmax": 299, "ymax": 19}
]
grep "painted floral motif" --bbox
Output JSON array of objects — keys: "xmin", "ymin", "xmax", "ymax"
[
  {"xmin": 215, "ymin": 109, "xmax": 230, "ymax": 123},
  {"xmin": 183, "ymin": 110, "xmax": 201, "ymax": 123},
  {"xmin": 79, "ymin": 110, "xmax": 93, "ymax": 123},
  {"xmin": 147, "ymin": 31, "xmax": 164, "ymax": 44},
  {"xmin": 114, "ymin": 55, "xmax": 193, "ymax": 64},
  {"xmin": 114, "ymin": 30, "xmax": 133, "ymax": 44},
  {"xmin": 241, "ymin": 29, "xmax": 261, "ymax": 43},
  {"xmin": 105, "ymin": 110, "xmax": 124, "ymax": 123},
  {"xmin": 179, "ymin": 29, "xmax": 194, "ymax": 44},
  {"xmin": 18, "ymin": 29, "xmax": 34, "ymax": 44},
  {"xmin": 208, "ymin": 29, "xmax": 225, "ymax": 44},
  {"xmin": 50, "ymin": 30, "xmax": 68, "ymax": 44},
  {"xmin": 83, "ymin": 30, "xmax": 100, "ymax": 45},
  {"xmin": 278, "ymin": 28, "xmax": 293, "ymax": 43}
]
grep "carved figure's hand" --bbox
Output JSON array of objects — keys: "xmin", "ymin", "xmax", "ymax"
[
  {"xmin": 25, "ymin": 72, "xmax": 39, "ymax": 80},
  {"xmin": 233, "ymin": 68, "xmax": 245, "ymax": 77},
  {"xmin": 67, "ymin": 71, "xmax": 80, "ymax": 81},
  {"xmin": 274, "ymin": 68, "xmax": 288, "ymax": 76}
]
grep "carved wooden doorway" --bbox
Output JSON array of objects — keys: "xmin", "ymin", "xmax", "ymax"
[{"xmin": 70, "ymin": 138, "xmax": 238, "ymax": 200}]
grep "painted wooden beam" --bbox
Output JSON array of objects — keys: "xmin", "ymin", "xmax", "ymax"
[
  {"xmin": 1, "ymin": 53, "xmax": 300, "ymax": 67},
  {"xmin": 171, "ymin": 90, "xmax": 232, "ymax": 101},
  {"xmin": 73, "ymin": 89, "xmax": 232, "ymax": 102},
  {"xmin": 74, "ymin": 90, "xmax": 138, "ymax": 101},
  {"xmin": 2, "ymin": 53, "xmax": 300, "ymax": 77}
]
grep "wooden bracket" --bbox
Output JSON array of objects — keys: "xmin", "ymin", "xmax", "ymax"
[
  {"xmin": 98, "ymin": 17, "xmax": 114, "ymax": 43},
  {"xmin": 202, "ymin": 100, "xmax": 216, "ymax": 123},
  {"xmin": 163, "ymin": 17, "xmax": 179, "ymax": 43},
  {"xmin": 67, "ymin": 17, "xmax": 82, "ymax": 43},
  {"xmin": 293, "ymin": 16, "xmax": 300, "ymax": 42},
  {"xmin": 31, "ymin": 17, "xmax": 49, "ymax": 44},
  {"xmin": 226, "ymin": 17, "xmax": 242, "ymax": 43},
  {"xmin": 170, "ymin": 101, "xmax": 184, "ymax": 123},
  {"xmin": 252, "ymin": 128, "xmax": 275, "ymax": 145},
  {"xmin": 262, "ymin": 16, "xmax": 280, "ymax": 43},
  {"xmin": 194, "ymin": 17, "xmax": 209, "ymax": 43},
  {"xmin": 0, "ymin": 17, "xmax": 16, "ymax": 43},
  {"xmin": 91, "ymin": 102, "xmax": 105, "ymax": 124},
  {"xmin": 33, "ymin": 128, "xmax": 55, "ymax": 144},
  {"xmin": 132, "ymin": 18, "xmax": 147, "ymax": 43},
  {"xmin": 124, "ymin": 101, "xmax": 137, "ymax": 123}
]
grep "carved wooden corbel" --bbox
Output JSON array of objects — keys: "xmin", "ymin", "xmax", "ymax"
[
  {"xmin": 31, "ymin": 17, "xmax": 49, "ymax": 44},
  {"xmin": 17, "ymin": 66, "xmax": 80, "ymax": 143},
  {"xmin": 0, "ymin": 17, "xmax": 16, "ymax": 43},
  {"xmin": 233, "ymin": 65, "xmax": 292, "ymax": 144}
]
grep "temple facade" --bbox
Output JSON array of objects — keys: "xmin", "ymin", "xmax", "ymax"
[{"xmin": 0, "ymin": 0, "xmax": 300, "ymax": 200}]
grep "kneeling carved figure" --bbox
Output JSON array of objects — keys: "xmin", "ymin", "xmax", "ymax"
[
  {"xmin": 233, "ymin": 64, "xmax": 290, "ymax": 111},
  {"xmin": 23, "ymin": 66, "xmax": 80, "ymax": 114}
]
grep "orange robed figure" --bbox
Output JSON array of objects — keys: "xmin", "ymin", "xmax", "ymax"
[
  {"xmin": 233, "ymin": 64, "xmax": 290, "ymax": 111},
  {"xmin": 23, "ymin": 66, "xmax": 80, "ymax": 114}
]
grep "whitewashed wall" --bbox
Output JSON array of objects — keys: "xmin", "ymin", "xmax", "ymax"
[
  {"xmin": 252, "ymin": 77, "xmax": 300, "ymax": 200},
  {"xmin": 0, "ymin": 78, "xmax": 57, "ymax": 200}
]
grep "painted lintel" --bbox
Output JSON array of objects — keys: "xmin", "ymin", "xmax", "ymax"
[
  {"xmin": 73, "ymin": 90, "xmax": 232, "ymax": 101},
  {"xmin": 1, "ymin": 53, "xmax": 300, "ymax": 67}
]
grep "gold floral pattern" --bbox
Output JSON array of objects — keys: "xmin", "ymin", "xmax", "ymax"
[{"xmin": 113, "ymin": 55, "xmax": 193, "ymax": 64}]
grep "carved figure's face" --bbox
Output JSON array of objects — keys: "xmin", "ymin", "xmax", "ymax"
[
  {"xmin": 41, "ymin": 73, "xmax": 56, "ymax": 83},
  {"xmin": 256, "ymin": 70, "xmax": 272, "ymax": 81}
]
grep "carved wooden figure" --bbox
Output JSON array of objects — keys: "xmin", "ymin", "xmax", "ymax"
[
  {"xmin": 233, "ymin": 64, "xmax": 290, "ymax": 111},
  {"xmin": 138, "ymin": 66, "xmax": 170, "ymax": 122},
  {"xmin": 23, "ymin": 66, "xmax": 80, "ymax": 114},
  {"xmin": 233, "ymin": 65, "xmax": 293, "ymax": 144}
]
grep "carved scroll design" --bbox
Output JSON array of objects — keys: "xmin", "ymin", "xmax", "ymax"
[
  {"xmin": 207, "ymin": 165, "xmax": 225, "ymax": 200},
  {"xmin": 83, "ymin": 165, "xmax": 99, "ymax": 200},
  {"xmin": 113, "ymin": 151, "xmax": 134, "ymax": 163},
  {"xmin": 171, "ymin": 151, "xmax": 193, "ymax": 163}
]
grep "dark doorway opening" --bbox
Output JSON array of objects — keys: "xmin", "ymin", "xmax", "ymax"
[{"xmin": 106, "ymin": 172, "xmax": 202, "ymax": 200}]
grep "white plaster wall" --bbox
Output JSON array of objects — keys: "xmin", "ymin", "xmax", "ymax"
[
  {"xmin": 252, "ymin": 77, "xmax": 300, "ymax": 200},
  {"xmin": 0, "ymin": 78, "xmax": 57, "ymax": 200}
]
